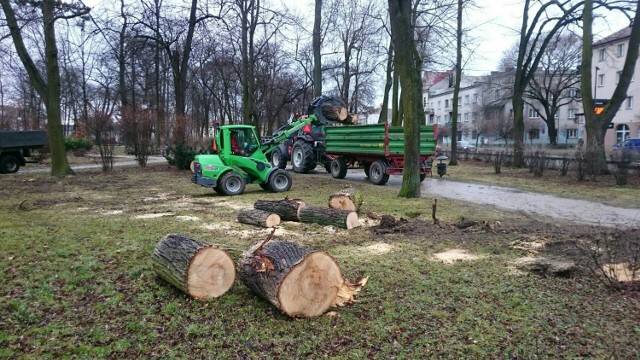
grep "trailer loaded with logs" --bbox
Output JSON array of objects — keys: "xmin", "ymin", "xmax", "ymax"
[{"xmin": 262, "ymin": 96, "xmax": 438, "ymax": 185}]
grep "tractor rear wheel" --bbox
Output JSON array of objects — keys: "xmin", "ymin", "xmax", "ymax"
[
  {"xmin": 271, "ymin": 148, "xmax": 287, "ymax": 169},
  {"xmin": 330, "ymin": 157, "xmax": 347, "ymax": 179},
  {"xmin": 369, "ymin": 160, "xmax": 390, "ymax": 185},
  {"xmin": 268, "ymin": 169, "xmax": 292, "ymax": 192},
  {"xmin": 219, "ymin": 172, "xmax": 246, "ymax": 196},
  {"xmin": 291, "ymin": 141, "xmax": 315, "ymax": 173}
]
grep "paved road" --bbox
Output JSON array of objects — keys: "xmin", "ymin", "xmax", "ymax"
[{"xmin": 336, "ymin": 170, "xmax": 640, "ymax": 229}]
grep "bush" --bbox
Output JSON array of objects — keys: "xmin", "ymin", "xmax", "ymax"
[
  {"xmin": 65, "ymin": 137, "xmax": 94, "ymax": 152},
  {"xmin": 166, "ymin": 145, "xmax": 198, "ymax": 170}
]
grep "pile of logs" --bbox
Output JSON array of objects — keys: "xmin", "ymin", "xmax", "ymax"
[
  {"xmin": 152, "ymin": 233, "xmax": 366, "ymax": 318},
  {"xmin": 237, "ymin": 188, "xmax": 363, "ymax": 230}
]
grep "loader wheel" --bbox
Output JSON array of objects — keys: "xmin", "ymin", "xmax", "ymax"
[
  {"xmin": 330, "ymin": 157, "xmax": 347, "ymax": 179},
  {"xmin": 271, "ymin": 148, "xmax": 287, "ymax": 169},
  {"xmin": 268, "ymin": 169, "xmax": 292, "ymax": 192},
  {"xmin": 0, "ymin": 155, "xmax": 20, "ymax": 174},
  {"xmin": 291, "ymin": 141, "xmax": 315, "ymax": 173},
  {"xmin": 219, "ymin": 172, "xmax": 245, "ymax": 196},
  {"xmin": 369, "ymin": 160, "xmax": 390, "ymax": 185}
]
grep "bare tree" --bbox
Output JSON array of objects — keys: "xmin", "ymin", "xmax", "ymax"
[
  {"xmin": 449, "ymin": 0, "xmax": 463, "ymax": 165},
  {"xmin": 389, "ymin": 0, "xmax": 425, "ymax": 198},
  {"xmin": 0, "ymin": 0, "xmax": 90, "ymax": 176},
  {"xmin": 511, "ymin": 0, "xmax": 583, "ymax": 167},
  {"xmin": 313, "ymin": 0, "xmax": 323, "ymax": 97},
  {"xmin": 581, "ymin": 0, "xmax": 640, "ymax": 171}
]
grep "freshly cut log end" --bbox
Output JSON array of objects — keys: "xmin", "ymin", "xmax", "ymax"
[
  {"xmin": 237, "ymin": 208, "xmax": 281, "ymax": 228},
  {"xmin": 279, "ymin": 251, "xmax": 343, "ymax": 318},
  {"xmin": 152, "ymin": 233, "xmax": 235, "ymax": 299},
  {"xmin": 328, "ymin": 188, "xmax": 363, "ymax": 212},
  {"xmin": 332, "ymin": 277, "xmax": 368, "ymax": 307},
  {"xmin": 299, "ymin": 206, "xmax": 359, "ymax": 229},
  {"xmin": 322, "ymin": 104, "xmax": 348, "ymax": 121},
  {"xmin": 237, "ymin": 240, "xmax": 347, "ymax": 318}
]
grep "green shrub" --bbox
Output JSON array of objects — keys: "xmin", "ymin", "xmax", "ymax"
[
  {"xmin": 165, "ymin": 145, "xmax": 198, "ymax": 170},
  {"xmin": 65, "ymin": 137, "xmax": 94, "ymax": 152}
]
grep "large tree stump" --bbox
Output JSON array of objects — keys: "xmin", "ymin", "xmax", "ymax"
[
  {"xmin": 328, "ymin": 187, "xmax": 363, "ymax": 212},
  {"xmin": 237, "ymin": 240, "xmax": 366, "ymax": 318},
  {"xmin": 254, "ymin": 199, "xmax": 306, "ymax": 222},
  {"xmin": 152, "ymin": 233, "xmax": 236, "ymax": 299},
  {"xmin": 237, "ymin": 208, "xmax": 281, "ymax": 228},
  {"xmin": 299, "ymin": 206, "xmax": 359, "ymax": 229}
]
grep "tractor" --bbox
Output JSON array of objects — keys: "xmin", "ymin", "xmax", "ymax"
[{"xmin": 191, "ymin": 125, "xmax": 292, "ymax": 196}]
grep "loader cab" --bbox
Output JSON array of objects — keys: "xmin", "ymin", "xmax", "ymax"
[{"xmin": 220, "ymin": 126, "xmax": 260, "ymax": 157}]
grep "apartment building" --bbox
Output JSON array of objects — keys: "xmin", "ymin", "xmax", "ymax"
[{"xmin": 592, "ymin": 26, "xmax": 639, "ymax": 148}]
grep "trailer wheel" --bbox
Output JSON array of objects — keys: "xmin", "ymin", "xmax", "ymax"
[
  {"xmin": 330, "ymin": 157, "xmax": 347, "ymax": 179},
  {"xmin": 270, "ymin": 148, "xmax": 287, "ymax": 169},
  {"xmin": 369, "ymin": 160, "xmax": 389, "ymax": 185},
  {"xmin": 268, "ymin": 169, "xmax": 292, "ymax": 192},
  {"xmin": 219, "ymin": 172, "xmax": 245, "ymax": 196},
  {"xmin": 291, "ymin": 141, "xmax": 315, "ymax": 173},
  {"xmin": 420, "ymin": 173, "xmax": 427, "ymax": 182},
  {"xmin": 0, "ymin": 155, "xmax": 20, "ymax": 174}
]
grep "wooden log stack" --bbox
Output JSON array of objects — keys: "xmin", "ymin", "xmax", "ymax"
[
  {"xmin": 152, "ymin": 234, "xmax": 236, "ymax": 299},
  {"xmin": 236, "ymin": 239, "xmax": 367, "ymax": 318},
  {"xmin": 253, "ymin": 198, "xmax": 358, "ymax": 229}
]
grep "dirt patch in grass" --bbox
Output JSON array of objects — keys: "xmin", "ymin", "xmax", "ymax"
[{"xmin": 432, "ymin": 249, "xmax": 480, "ymax": 263}]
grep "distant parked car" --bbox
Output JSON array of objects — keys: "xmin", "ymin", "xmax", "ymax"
[
  {"xmin": 610, "ymin": 138, "xmax": 640, "ymax": 161},
  {"xmin": 456, "ymin": 140, "xmax": 476, "ymax": 151}
]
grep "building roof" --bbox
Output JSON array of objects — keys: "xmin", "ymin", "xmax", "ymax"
[
  {"xmin": 422, "ymin": 71, "xmax": 449, "ymax": 87},
  {"xmin": 594, "ymin": 26, "xmax": 632, "ymax": 47}
]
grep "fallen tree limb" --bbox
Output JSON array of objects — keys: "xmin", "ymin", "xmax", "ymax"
[
  {"xmin": 237, "ymin": 208, "xmax": 280, "ymax": 228},
  {"xmin": 254, "ymin": 198, "xmax": 306, "ymax": 222},
  {"xmin": 299, "ymin": 206, "xmax": 359, "ymax": 229}
]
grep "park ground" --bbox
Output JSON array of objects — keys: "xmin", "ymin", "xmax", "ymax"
[{"xmin": 1, "ymin": 157, "xmax": 639, "ymax": 358}]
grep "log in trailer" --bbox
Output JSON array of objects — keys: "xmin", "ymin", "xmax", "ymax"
[{"xmin": 0, "ymin": 131, "xmax": 47, "ymax": 174}]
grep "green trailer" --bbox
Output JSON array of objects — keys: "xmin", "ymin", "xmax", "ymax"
[{"xmin": 323, "ymin": 123, "xmax": 437, "ymax": 185}]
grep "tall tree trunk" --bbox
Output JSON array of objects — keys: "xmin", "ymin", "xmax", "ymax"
[
  {"xmin": 449, "ymin": 0, "xmax": 463, "ymax": 166},
  {"xmin": 0, "ymin": 0, "xmax": 76, "ymax": 176},
  {"xmin": 389, "ymin": 0, "xmax": 424, "ymax": 198},
  {"xmin": 379, "ymin": 40, "xmax": 394, "ymax": 124},
  {"xmin": 391, "ymin": 54, "xmax": 400, "ymax": 126},
  {"xmin": 582, "ymin": 0, "xmax": 640, "ymax": 172},
  {"xmin": 313, "ymin": 0, "xmax": 323, "ymax": 97}
]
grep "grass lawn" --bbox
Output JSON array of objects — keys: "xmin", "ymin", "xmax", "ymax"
[{"xmin": 1, "ymin": 164, "xmax": 638, "ymax": 358}]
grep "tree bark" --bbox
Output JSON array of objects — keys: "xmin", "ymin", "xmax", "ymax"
[
  {"xmin": 321, "ymin": 103, "xmax": 348, "ymax": 121},
  {"xmin": 379, "ymin": 40, "xmax": 394, "ymax": 124},
  {"xmin": 254, "ymin": 199, "xmax": 306, "ymax": 221},
  {"xmin": 328, "ymin": 187, "xmax": 363, "ymax": 212},
  {"xmin": 449, "ymin": 0, "xmax": 463, "ymax": 166},
  {"xmin": 237, "ymin": 240, "xmax": 365, "ymax": 317},
  {"xmin": 237, "ymin": 208, "xmax": 281, "ymax": 228},
  {"xmin": 151, "ymin": 233, "xmax": 236, "ymax": 299},
  {"xmin": 299, "ymin": 206, "xmax": 359, "ymax": 229},
  {"xmin": 313, "ymin": 0, "xmax": 323, "ymax": 97},
  {"xmin": 389, "ymin": 0, "xmax": 424, "ymax": 198}
]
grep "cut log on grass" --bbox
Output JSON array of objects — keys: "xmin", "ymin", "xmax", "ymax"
[
  {"xmin": 299, "ymin": 206, "xmax": 359, "ymax": 229},
  {"xmin": 237, "ymin": 240, "xmax": 367, "ymax": 318},
  {"xmin": 328, "ymin": 187, "xmax": 363, "ymax": 212},
  {"xmin": 237, "ymin": 208, "xmax": 280, "ymax": 228},
  {"xmin": 254, "ymin": 198, "xmax": 306, "ymax": 222},
  {"xmin": 152, "ymin": 233, "xmax": 235, "ymax": 299}
]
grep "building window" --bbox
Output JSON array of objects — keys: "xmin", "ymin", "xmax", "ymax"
[
  {"xmin": 429, "ymin": 115, "xmax": 434, "ymax": 124},
  {"xmin": 616, "ymin": 124, "xmax": 630, "ymax": 143},
  {"xmin": 567, "ymin": 129, "xmax": 578, "ymax": 138},
  {"xmin": 445, "ymin": 99, "xmax": 449, "ymax": 108},
  {"xmin": 626, "ymin": 96, "xmax": 633, "ymax": 109},
  {"xmin": 472, "ymin": 130, "xmax": 478, "ymax": 140},
  {"xmin": 464, "ymin": 95, "xmax": 469, "ymax": 104},
  {"xmin": 528, "ymin": 108, "xmax": 539, "ymax": 118},
  {"xmin": 458, "ymin": 97, "xmax": 462, "ymax": 106},
  {"xmin": 568, "ymin": 108, "xmax": 576, "ymax": 119},
  {"xmin": 599, "ymin": 48, "xmax": 606, "ymax": 61},
  {"xmin": 617, "ymin": 43, "xmax": 625, "ymax": 57},
  {"xmin": 529, "ymin": 129, "xmax": 540, "ymax": 139},
  {"xmin": 597, "ymin": 73, "xmax": 605, "ymax": 86},
  {"xmin": 444, "ymin": 114, "xmax": 449, "ymax": 123},
  {"xmin": 464, "ymin": 113, "xmax": 469, "ymax": 122},
  {"xmin": 423, "ymin": 96, "xmax": 427, "ymax": 107},
  {"xmin": 569, "ymin": 88, "xmax": 580, "ymax": 98},
  {"xmin": 473, "ymin": 93, "xmax": 478, "ymax": 104},
  {"xmin": 437, "ymin": 101, "xmax": 441, "ymax": 109}
]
